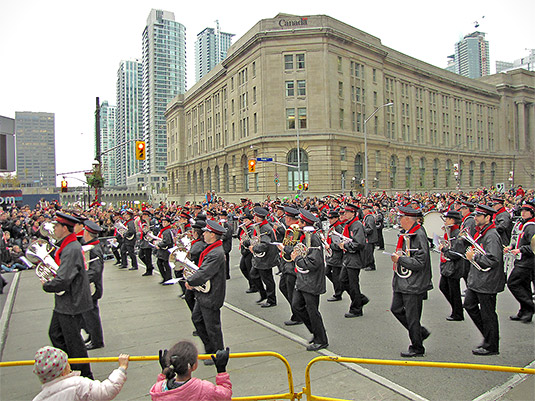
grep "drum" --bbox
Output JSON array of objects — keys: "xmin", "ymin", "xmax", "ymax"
[{"xmin": 422, "ymin": 211, "xmax": 444, "ymax": 239}]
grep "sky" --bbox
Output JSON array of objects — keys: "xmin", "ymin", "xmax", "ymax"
[{"xmin": 0, "ymin": 0, "xmax": 533, "ymax": 187}]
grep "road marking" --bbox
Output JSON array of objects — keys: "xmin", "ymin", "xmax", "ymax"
[{"xmin": 472, "ymin": 360, "xmax": 535, "ymax": 401}]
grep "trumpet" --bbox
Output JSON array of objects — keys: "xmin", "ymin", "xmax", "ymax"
[{"xmin": 458, "ymin": 227, "xmax": 490, "ymax": 272}]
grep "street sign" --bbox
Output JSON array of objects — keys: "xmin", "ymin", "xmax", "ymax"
[
  {"xmin": 274, "ymin": 178, "xmax": 279, "ymax": 184},
  {"xmin": 298, "ymin": 184, "xmax": 303, "ymax": 190},
  {"xmin": 274, "ymin": 173, "xmax": 279, "ymax": 178},
  {"xmin": 256, "ymin": 157, "xmax": 273, "ymax": 162},
  {"xmin": 496, "ymin": 182, "xmax": 505, "ymax": 193}
]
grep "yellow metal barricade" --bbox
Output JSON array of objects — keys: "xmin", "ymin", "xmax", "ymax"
[
  {"xmin": 301, "ymin": 356, "xmax": 535, "ymax": 401},
  {"xmin": 0, "ymin": 351, "xmax": 298, "ymax": 401}
]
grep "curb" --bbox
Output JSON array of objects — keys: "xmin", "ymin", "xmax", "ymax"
[{"xmin": 0, "ymin": 272, "xmax": 21, "ymax": 361}]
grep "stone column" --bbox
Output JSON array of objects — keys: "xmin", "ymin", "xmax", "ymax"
[{"xmin": 516, "ymin": 101, "xmax": 526, "ymax": 150}]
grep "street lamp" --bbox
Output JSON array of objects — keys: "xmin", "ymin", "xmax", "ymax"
[{"xmin": 364, "ymin": 102, "xmax": 394, "ymax": 196}]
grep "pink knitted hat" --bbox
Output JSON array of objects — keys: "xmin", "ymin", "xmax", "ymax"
[{"xmin": 33, "ymin": 346, "xmax": 68, "ymax": 384}]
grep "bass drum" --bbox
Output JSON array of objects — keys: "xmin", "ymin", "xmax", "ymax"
[{"xmin": 422, "ymin": 211, "xmax": 443, "ymax": 239}]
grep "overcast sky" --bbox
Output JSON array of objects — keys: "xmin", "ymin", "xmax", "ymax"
[{"xmin": 0, "ymin": 0, "xmax": 533, "ymax": 186}]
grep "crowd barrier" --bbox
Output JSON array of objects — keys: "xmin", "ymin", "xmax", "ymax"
[{"xmin": 1, "ymin": 352, "xmax": 534, "ymax": 400}]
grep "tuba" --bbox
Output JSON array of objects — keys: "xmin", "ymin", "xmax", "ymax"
[
  {"xmin": 39, "ymin": 221, "xmax": 58, "ymax": 242},
  {"xmin": 169, "ymin": 248, "xmax": 210, "ymax": 293}
]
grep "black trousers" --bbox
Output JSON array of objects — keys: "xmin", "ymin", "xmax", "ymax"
[
  {"xmin": 507, "ymin": 266, "xmax": 534, "ymax": 317},
  {"xmin": 191, "ymin": 303, "xmax": 224, "ymax": 354},
  {"xmin": 256, "ymin": 268, "xmax": 276, "ymax": 304},
  {"xmin": 184, "ymin": 288, "xmax": 196, "ymax": 312},
  {"xmin": 439, "ymin": 275, "xmax": 464, "ymax": 319},
  {"xmin": 239, "ymin": 253, "xmax": 255, "ymax": 290},
  {"xmin": 279, "ymin": 272, "xmax": 300, "ymax": 322},
  {"xmin": 292, "ymin": 290, "xmax": 328, "ymax": 345},
  {"xmin": 225, "ymin": 252, "xmax": 231, "ymax": 279},
  {"xmin": 377, "ymin": 229, "xmax": 385, "ymax": 249},
  {"xmin": 139, "ymin": 247, "xmax": 153, "ymax": 273},
  {"xmin": 364, "ymin": 243, "xmax": 376, "ymax": 269},
  {"xmin": 121, "ymin": 241, "xmax": 138, "ymax": 269},
  {"xmin": 157, "ymin": 258, "xmax": 172, "ymax": 282},
  {"xmin": 326, "ymin": 263, "xmax": 343, "ymax": 298},
  {"xmin": 111, "ymin": 246, "xmax": 121, "ymax": 264},
  {"xmin": 81, "ymin": 298, "xmax": 104, "ymax": 347},
  {"xmin": 391, "ymin": 292, "xmax": 427, "ymax": 354},
  {"xmin": 464, "ymin": 289, "xmax": 499, "ymax": 352},
  {"xmin": 340, "ymin": 267, "xmax": 366, "ymax": 314},
  {"xmin": 49, "ymin": 311, "xmax": 93, "ymax": 379}
]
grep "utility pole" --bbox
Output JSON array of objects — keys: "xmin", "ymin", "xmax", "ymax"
[{"xmin": 94, "ymin": 97, "xmax": 102, "ymax": 204}]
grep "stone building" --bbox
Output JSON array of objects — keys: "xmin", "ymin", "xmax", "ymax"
[{"xmin": 166, "ymin": 13, "xmax": 535, "ymax": 203}]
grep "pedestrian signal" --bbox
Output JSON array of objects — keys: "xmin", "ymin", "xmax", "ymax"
[
  {"xmin": 304, "ymin": 183, "xmax": 309, "ymax": 191},
  {"xmin": 136, "ymin": 141, "xmax": 146, "ymax": 160},
  {"xmin": 248, "ymin": 159, "xmax": 256, "ymax": 173},
  {"xmin": 61, "ymin": 180, "xmax": 68, "ymax": 192}
]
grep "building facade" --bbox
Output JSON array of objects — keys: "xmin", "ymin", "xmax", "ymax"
[
  {"xmin": 142, "ymin": 9, "xmax": 186, "ymax": 192},
  {"xmin": 195, "ymin": 22, "xmax": 234, "ymax": 82},
  {"xmin": 98, "ymin": 101, "xmax": 117, "ymax": 187},
  {"xmin": 166, "ymin": 14, "xmax": 535, "ymax": 203},
  {"xmin": 454, "ymin": 31, "xmax": 490, "ymax": 79},
  {"xmin": 0, "ymin": 115, "xmax": 16, "ymax": 172},
  {"xmin": 116, "ymin": 59, "xmax": 143, "ymax": 186},
  {"xmin": 496, "ymin": 49, "xmax": 535, "ymax": 73},
  {"xmin": 15, "ymin": 112, "xmax": 56, "ymax": 188}
]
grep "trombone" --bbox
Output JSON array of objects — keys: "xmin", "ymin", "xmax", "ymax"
[{"xmin": 458, "ymin": 227, "xmax": 490, "ymax": 272}]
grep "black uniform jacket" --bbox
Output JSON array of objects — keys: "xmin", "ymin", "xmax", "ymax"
[
  {"xmin": 251, "ymin": 221, "xmax": 279, "ymax": 269},
  {"xmin": 495, "ymin": 210, "xmax": 513, "ymax": 246},
  {"xmin": 515, "ymin": 221, "xmax": 535, "ymax": 269},
  {"xmin": 467, "ymin": 225, "xmax": 505, "ymax": 294},
  {"xmin": 220, "ymin": 220, "xmax": 233, "ymax": 254},
  {"xmin": 363, "ymin": 214, "xmax": 378, "ymax": 243},
  {"xmin": 441, "ymin": 226, "xmax": 465, "ymax": 279},
  {"xmin": 43, "ymin": 236, "xmax": 92, "ymax": 315},
  {"xmin": 125, "ymin": 219, "xmax": 137, "ymax": 242},
  {"xmin": 189, "ymin": 238, "xmax": 208, "ymax": 265},
  {"xmin": 342, "ymin": 219, "xmax": 366, "ymax": 269},
  {"xmin": 86, "ymin": 241, "xmax": 104, "ymax": 300},
  {"xmin": 325, "ymin": 222, "xmax": 344, "ymax": 267},
  {"xmin": 393, "ymin": 224, "xmax": 433, "ymax": 294},
  {"xmin": 294, "ymin": 232, "xmax": 326, "ymax": 295},
  {"xmin": 188, "ymin": 244, "xmax": 226, "ymax": 310},
  {"xmin": 157, "ymin": 227, "xmax": 174, "ymax": 261}
]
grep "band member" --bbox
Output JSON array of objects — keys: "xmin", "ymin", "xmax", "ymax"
[
  {"xmin": 238, "ymin": 212, "xmax": 257, "ymax": 294},
  {"xmin": 438, "ymin": 210, "xmax": 465, "ymax": 321},
  {"xmin": 218, "ymin": 210, "xmax": 233, "ymax": 280},
  {"xmin": 362, "ymin": 203, "xmax": 378, "ymax": 271},
  {"xmin": 459, "ymin": 200, "xmax": 476, "ymax": 282},
  {"xmin": 156, "ymin": 215, "xmax": 174, "ymax": 284},
  {"xmin": 390, "ymin": 206, "xmax": 432, "ymax": 358},
  {"xmin": 277, "ymin": 206, "xmax": 303, "ymax": 326},
  {"xmin": 176, "ymin": 211, "xmax": 193, "ymax": 295},
  {"xmin": 81, "ymin": 220, "xmax": 105, "ymax": 350},
  {"xmin": 325, "ymin": 209, "xmax": 344, "ymax": 302},
  {"xmin": 374, "ymin": 203, "xmax": 385, "ymax": 250},
  {"xmin": 491, "ymin": 196, "xmax": 513, "ymax": 246},
  {"xmin": 506, "ymin": 201, "xmax": 535, "ymax": 323},
  {"xmin": 184, "ymin": 220, "xmax": 208, "ymax": 313},
  {"xmin": 249, "ymin": 207, "xmax": 279, "ymax": 308},
  {"xmin": 42, "ymin": 212, "xmax": 93, "ymax": 378},
  {"xmin": 186, "ymin": 220, "xmax": 228, "ymax": 362},
  {"xmin": 464, "ymin": 204, "xmax": 505, "ymax": 356},
  {"xmin": 272, "ymin": 204, "xmax": 287, "ymax": 243},
  {"xmin": 291, "ymin": 209, "xmax": 328, "ymax": 351},
  {"xmin": 111, "ymin": 213, "xmax": 123, "ymax": 266},
  {"xmin": 139, "ymin": 210, "xmax": 154, "ymax": 276},
  {"xmin": 338, "ymin": 203, "xmax": 368, "ymax": 318},
  {"xmin": 120, "ymin": 209, "xmax": 138, "ymax": 271}
]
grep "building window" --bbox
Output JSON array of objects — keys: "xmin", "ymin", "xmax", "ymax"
[
  {"xmin": 354, "ymin": 154, "xmax": 363, "ymax": 181},
  {"xmin": 480, "ymin": 162, "xmax": 486, "ymax": 187},
  {"xmin": 284, "ymin": 54, "xmax": 293, "ymax": 70},
  {"xmin": 286, "ymin": 108, "xmax": 295, "ymax": 129},
  {"xmin": 445, "ymin": 159, "xmax": 451, "ymax": 188},
  {"xmin": 433, "ymin": 158, "xmax": 439, "ymax": 188},
  {"xmin": 419, "ymin": 158, "xmax": 426, "ymax": 188},
  {"xmin": 373, "ymin": 68, "xmax": 377, "ymax": 82},
  {"xmin": 285, "ymin": 81, "xmax": 295, "ymax": 96},
  {"xmin": 252, "ymin": 61, "xmax": 256, "ymax": 77},
  {"xmin": 287, "ymin": 148, "xmax": 309, "ymax": 191},
  {"xmin": 338, "ymin": 81, "xmax": 343, "ymax": 97},
  {"xmin": 340, "ymin": 146, "xmax": 346, "ymax": 161},
  {"xmin": 253, "ymin": 86, "xmax": 257, "ymax": 103},
  {"xmin": 490, "ymin": 162, "xmax": 496, "ymax": 186},
  {"xmin": 298, "ymin": 108, "xmax": 307, "ymax": 129},
  {"xmin": 297, "ymin": 80, "xmax": 306, "ymax": 96},
  {"xmin": 231, "ymin": 77, "xmax": 234, "ymax": 90},
  {"xmin": 469, "ymin": 161, "xmax": 475, "ymax": 187},
  {"xmin": 337, "ymin": 56, "xmax": 342, "ymax": 73},
  {"xmin": 390, "ymin": 155, "xmax": 398, "ymax": 188},
  {"xmin": 254, "ymin": 113, "xmax": 258, "ymax": 133},
  {"xmin": 242, "ymin": 155, "xmax": 249, "ymax": 192},
  {"xmin": 339, "ymin": 108, "xmax": 344, "ymax": 129},
  {"xmin": 296, "ymin": 53, "xmax": 305, "ymax": 69},
  {"xmin": 405, "ymin": 157, "xmax": 412, "ymax": 189},
  {"xmin": 341, "ymin": 170, "xmax": 347, "ymax": 190},
  {"xmin": 215, "ymin": 165, "xmax": 220, "ymax": 193}
]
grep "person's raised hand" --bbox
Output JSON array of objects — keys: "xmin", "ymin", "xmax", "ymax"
[
  {"xmin": 210, "ymin": 347, "xmax": 230, "ymax": 373},
  {"xmin": 159, "ymin": 349, "xmax": 168, "ymax": 371}
]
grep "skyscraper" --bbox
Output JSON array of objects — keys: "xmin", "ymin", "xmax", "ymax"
[
  {"xmin": 116, "ymin": 59, "xmax": 142, "ymax": 186},
  {"xmin": 142, "ymin": 9, "xmax": 186, "ymax": 191},
  {"xmin": 496, "ymin": 49, "xmax": 535, "ymax": 73},
  {"xmin": 98, "ymin": 101, "xmax": 117, "ymax": 187},
  {"xmin": 195, "ymin": 21, "xmax": 234, "ymax": 82},
  {"xmin": 453, "ymin": 31, "xmax": 490, "ymax": 79},
  {"xmin": 15, "ymin": 112, "xmax": 55, "ymax": 187}
]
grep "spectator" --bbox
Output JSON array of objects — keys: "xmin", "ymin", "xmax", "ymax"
[{"xmin": 1, "ymin": 244, "xmax": 30, "ymax": 272}]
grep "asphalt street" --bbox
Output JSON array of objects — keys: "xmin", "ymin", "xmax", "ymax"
[{"xmin": 0, "ymin": 228, "xmax": 533, "ymax": 400}]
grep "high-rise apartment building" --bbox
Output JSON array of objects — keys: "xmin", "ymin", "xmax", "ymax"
[
  {"xmin": 116, "ymin": 59, "xmax": 142, "ymax": 186},
  {"xmin": 142, "ymin": 9, "xmax": 186, "ymax": 191},
  {"xmin": 98, "ymin": 101, "xmax": 117, "ymax": 187},
  {"xmin": 195, "ymin": 22, "xmax": 234, "ymax": 82},
  {"xmin": 496, "ymin": 49, "xmax": 535, "ymax": 73},
  {"xmin": 15, "ymin": 112, "xmax": 56, "ymax": 188},
  {"xmin": 453, "ymin": 31, "xmax": 490, "ymax": 78}
]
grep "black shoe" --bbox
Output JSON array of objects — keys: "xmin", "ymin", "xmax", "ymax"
[
  {"xmin": 159, "ymin": 280, "xmax": 165, "ymax": 284},
  {"xmin": 245, "ymin": 288, "xmax": 259, "ymax": 293},
  {"xmin": 284, "ymin": 320, "xmax": 303, "ymax": 326},
  {"xmin": 128, "ymin": 267, "xmax": 138, "ymax": 270},
  {"xmin": 472, "ymin": 347, "xmax": 499, "ymax": 356},
  {"xmin": 364, "ymin": 267, "xmax": 376, "ymax": 271},
  {"xmin": 327, "ymin": 296, "xmax": 342, "ymax": 302},
  {"xmin": 520, "ymin": 314, "xmax": 533, "ymax": 323},
  {"xmin": 446, "ymin": 316, "xmax": 464, "ymax": 321},
  {"xmin": 142, "ymin": 272, "xmax": 152, "ymax": 276},
  {"xmin": 400, "ymin": 350, "xmax": 425, "ymax": 358},
  {"xmin": 306, "ymin": 343, "xmax": 328, "ymax": 352},
  {"xmin": 118, "ymin": 266, "xmax": 127, "ymax": 269},
  {"xmin": 344, "ymin": 312, "xmax": 363, "ymax": 318},
  {"xmin": 261, "ymin": 302, "xmax": 276, "ymax": 308},
  {"xmin": 192, "ymin": 330, "xmax": 199, "ymax": 337},
  {"xmin": 378, "ymin": 248, "xmax": 385, "ymax": 250},
  {"xmin": 256, "ymin": 297, "xmax": 267, "ymax": 304},
  {"xmin": 203, "ymin": 358, "xmax": 215, "ymax": 366},
  {"xmin": 361, "ymin": 296, "xmax": 370, "ymax": 306},
  {"xmin": 86, "ymin": 342, "xmax": 104, "ymax": 350}
]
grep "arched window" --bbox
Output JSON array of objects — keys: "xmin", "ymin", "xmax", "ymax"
[
  {"xmin": 433, "ymin": 158, "xmax": 439, "ymax": 188},
  {"xmin": 459, "ymin": 160, "xmax": 464, "ymax": 187},
  {"xmin": 419, "ymin": 157, "xmax": 426, "ymax": 188},
  {"xmin": 490, "ymin": 162, "xmax": 497, "ymax": 187},
  {"xmin": 214, "ymin": 165, "xmax": 220, "ymax": 193},
  {"xmin": 405, "ymin": 156, "xmax": 412, "ymax": 189},
  {"xmin": 389, "ymin": 155, "xmax": 398, "ymax": 188},
  {"xmin": 170, "ymin": 171, "xmax": 175, "ymax": 195},
  {"xmin": 354, "ymin": 153, "xmax": 363, "ymax": 181},
  {"xmin": 223, "ymin": 163, "xmax": 229, "ymax": 192},
  {"xmin": 199, "ymin": 169, "xmax": 204, "ymax": 194},
  {"xmin": 480, "ymin": 162, "xmax": 486, "ymax": 187},
  {"xmin": 445, "ymin": 159, "xmax": 452, "ymax": 188},
  {"xmin": 241, "ymin": 155, "xmax": 249, "ymax": 192},
  {"xmin": 206, "ymin": 167, "xmax": 212, "ymax": 192},
  {"xmin": 287, "ymin": 148, "xmax": 309, "ymax": 191},
  {"xmin": 469, "ymin": 161, "xmax": 475, "ymax": 187},
  {"xmin": 192, "ymin": 171, "xmax": 197, "ymax": 194}
]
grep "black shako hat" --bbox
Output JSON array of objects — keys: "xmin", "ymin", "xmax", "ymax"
[
  {"xmin": 443, "ymin": 210, "xmax": 462, "ymax": 221},
  {"xmin": 344, "ymin": 203, "xmax": 359, "ymax": 213},
  {"xmin": 84, "ymin": 220, "xmax": 103, "ymax": 234},
  {"xmin": 55, "ymin": 212, "xmax": 80, "ymax": 227},
  {"xmin": 253, "ymin": 206, "xmax": 269, "ymax": 218},
  {"xmin": 203, "ymin": 219, "xmax": 227, "ymax": 235},
  {"xmin": 474, "ymin": 204, "xmax": 496, "ymax": 216},
  {"xmin": 397, "ymin": 206, "xmax": 423, "ymax": 218},
  {"xmin": 299, "ymin": 208, "xmax": 319, "ymax": 224},
  {"xmin": 283, "ymin": 206, "xmax": 299, "ymax": 218},
  {"xmin": 327, "ymin": 209, "xmax": 340, "ymax": 218}
]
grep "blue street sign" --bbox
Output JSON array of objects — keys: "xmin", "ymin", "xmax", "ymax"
[{"xmin": 256, "ymin": 157, "xmax": 273, "ymax": 162}]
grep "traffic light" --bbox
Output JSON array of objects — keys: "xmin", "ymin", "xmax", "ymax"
[
  {"xmin": 509, "ymin": 170, "xmax": 514, "ymax": 181},
  {"xmin": 135, "ymin": 141, "xmax": 146, "ymax": 160},
  {"xmin": 304, "ymin": 183, "xmax": 309, "ymax": 191},
  {"xmin": 248, "ymin": 159, "xmax": 256, "ymax": 173},
  {"xmin": 61, "ymin": 180, "xmax": 68, "ymax": 193},
  {"xmin": 453, "ymin": 163, "xmax": 459, "ymax": 177}
]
